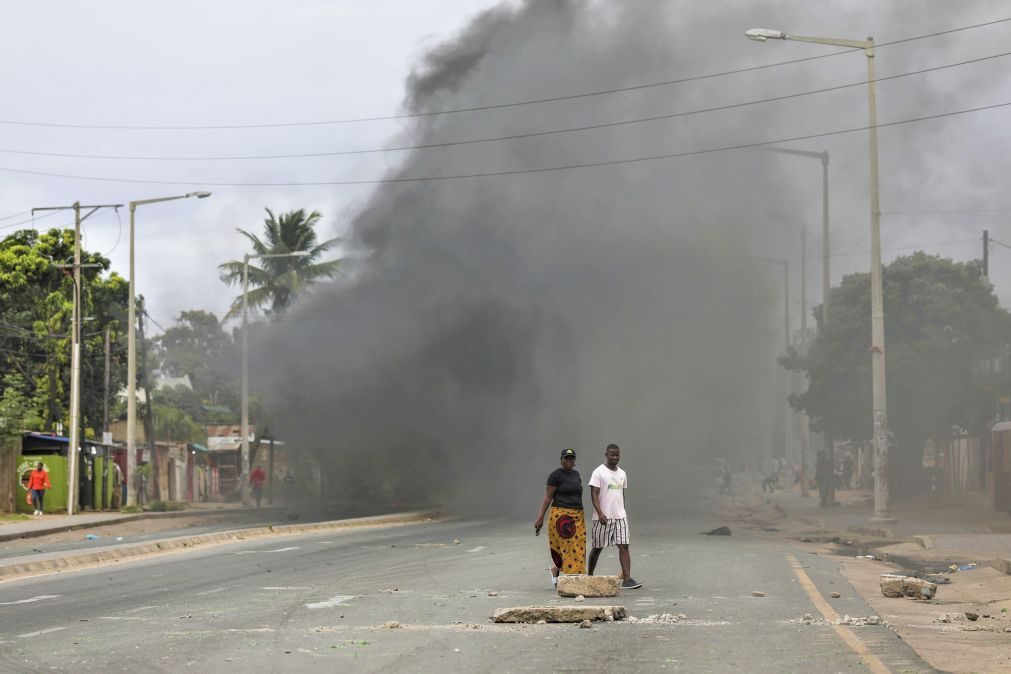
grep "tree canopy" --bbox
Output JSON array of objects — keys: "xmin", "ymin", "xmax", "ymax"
[
  {"xmin": 782, "ymin": 253, "xmax": 1011, "ymax": 489},
  {"xmin": 219, "ymin": 208, "xmax": 341, "ymax": 319},
  {"xmin": 0, "ymin": 228, "xmax": 128, "ymax": 437}
]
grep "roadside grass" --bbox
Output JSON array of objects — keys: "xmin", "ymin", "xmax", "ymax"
[{"xmin": 0, "ymin": 513, "xmax": 31, "ymax": 522}]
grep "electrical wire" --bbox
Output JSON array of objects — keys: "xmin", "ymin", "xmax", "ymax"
[
  {"xmin": 3, "ymin": 51, "xmax": 1007, "ymax": 162},
  {"xmin": 881, "ymin": 207, "xmax": 1011, "ymax": 215},
  {"xmin": 0, "ymin": 209, "xmax": 62, "ymax": 232},
  {"xmin": 0, "ymin": 17, "xmax": 1007, "ymax": 131},
  {"xmin": 1, "ymin": 99, "xmax": 1008, "ymax": 188}
]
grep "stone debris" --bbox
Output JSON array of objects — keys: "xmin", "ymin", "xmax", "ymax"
[
  {"xmin": 838, "ymin": 615, "xmax": 881, "ymax": 626},
  {"xmin": 625, "ymin": 613, "xmax": 687, "ymax": 624},
  {"xmin": 786, "ymin": 614, "xmax": 829, "ymax": 626},
  {"xmin": 965, "ymin": 612, "xmax": 979, "ymax": 622},
  {"xmin": 383, "ymin": 621, "xmax": 401, "ymax": 629},
  {"xmin": 453, "ymin": 539, "xmax": 461, "ymax": 545},
  {"xmin": 574, "ymin": 595, "xmax": 584, "ymax": 602},
  {"xmin": 922, "ymin": 574, "xmax": 951, "ymax": 584},
  {"xmin": 487, "ymin": 591, "xmax": 499, "ymax": 597},
  {"xmin": 701, "ymin": 526, "xmax": 732, "ymax": 536},
  {"xmin": 880, "ymin": 574, "xmax": 937, "ymax": 600},
  {"xmin": 557, "ymin": 575, "xmax": 622, "ymax": 598},
  {"xmin": 752, "ymin": 591, "xmax": 766, "ymax": 598},
  {"xmin": 579, "ymin": 620, "xmax": 592, "ymax": 629},
  {"xmin": 489, "ymin": 606, "xmax": 622, "ymax": 626},
  {"xmin": 856, "ymin": 554, "xmax": 882, "ymax": 561},
  {"xmin": 830, "ymin": 592, "xmax": 841, "ymax": 598}
]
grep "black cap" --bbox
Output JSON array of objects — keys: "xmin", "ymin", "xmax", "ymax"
[{"xmin": 560, "ymin": 448, "xmax": 576, "ymax": 459}]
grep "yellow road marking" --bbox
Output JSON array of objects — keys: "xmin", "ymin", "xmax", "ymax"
[{"xmin": 786, "ymin": 555, "xmax": 891, "ymax": 674}]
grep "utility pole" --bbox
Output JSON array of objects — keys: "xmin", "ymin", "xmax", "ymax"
[
  {"xmin": 782, "ymin": 261, "xmax": 792, "ymax": 472},
  {"xmin": 799, "ymin": 226, "xmax": 810, "ymax": 497},
  {"xmin": 983, "ymin": 230, "xmax": 990, "ymax": 277},
  {"xmin": 103, "ymin": 326, "xmax": 111, "ymax": 437},
  {"xmin": 138, "ymin": 304, "xmax": 160, "ymax": 501},
  {"xmin": 32, "ymin": 201, "xmax": 121, "ymax": 515}
]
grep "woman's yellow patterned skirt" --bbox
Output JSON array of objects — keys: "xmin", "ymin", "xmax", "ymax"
[{"xmin": 548, "ymin": 506, "xmax": 586, "ymax": 575}]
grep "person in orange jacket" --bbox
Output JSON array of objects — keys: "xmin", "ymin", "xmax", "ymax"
[{"xmin": 27, "ymin": 462, "xmax": 52, "ymax": 516}]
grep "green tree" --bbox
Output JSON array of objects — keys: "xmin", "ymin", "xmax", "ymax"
[
  {"xmin": 782, "ymin": 253, "xmax": 1010, "ymax": 492},
  {"xmin": 156, "ymin": 310, "xmax": 237, "ymax": 412},
  {"xmin": 218, "ymin": 208, "xmax": 341, "ymax": 319},
  {"xmin": 0, "ymin": 229, "xmax": 128, "ymax": 437}
]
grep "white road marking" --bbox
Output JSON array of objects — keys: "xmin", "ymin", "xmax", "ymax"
[
  {"xmin": 466, "ymin": 546, "xmax": 486, "ymax": 553},
  {"xmin": 18, "ymin": 626, "xmax": 68, "ymax": 638},
  {"xmin": 195, "ymin": 587, "xmax": 229, "ymax": 596},
  {"xmin": 234, "ymin": 550, "xmax": 258, "ymax": 555},
  {"xmin": 262, "ymin": 586, "xmax": 311, "ymax": 590},
  {"xmin": 124, "ymin": 605, "xmax": 159, "ymax": 614},
  {"xmin": 305, "ymin": 595, "xmax": 356, "ymax": 609},
  {"xmin": 267, "ymin": 546, "xmax": 300, "ymax": 553},
  {"xmin": 0, "ymin": 594, "xmax": 61, "ymax": 605}
]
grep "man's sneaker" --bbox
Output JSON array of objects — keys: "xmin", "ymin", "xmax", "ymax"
[{"xmin": 621, "ymin": 578, "xmax": 643, "ymax": 589}]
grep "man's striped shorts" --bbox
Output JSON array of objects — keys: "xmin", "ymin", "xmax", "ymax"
[{"xmin": 591, "ymin": 517, "xmax": 630, "ymax": 547}]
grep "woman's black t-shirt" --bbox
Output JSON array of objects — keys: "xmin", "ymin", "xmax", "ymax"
[{"xmin": 547, "ymin": 468, "xmax": 583, "ymax": 510}]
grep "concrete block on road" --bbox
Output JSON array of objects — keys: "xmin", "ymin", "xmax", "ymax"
[
  {"xmin": 880, "ymin": 574, "xmax": 937, "ymax": 600},
  {"xmin": 991, "ymin": 557, "xmax": 1011, "ymax": 575},
  {"xmin": 556, "ymin": 574, "xmax": 621, "ymax": 597},
  {"xmin": 491, "ymin": 605, "xmax": 627, "ymax": 623}
]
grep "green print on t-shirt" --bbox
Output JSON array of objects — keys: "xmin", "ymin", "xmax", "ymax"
[{"xmin": 607, "ymin": 483, "xmax": 621, "ymax": 490}]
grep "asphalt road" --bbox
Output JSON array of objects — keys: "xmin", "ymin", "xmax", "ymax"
[{"xmin": 0, "ymin": 513, "xmax": 935, "ymax": 673}]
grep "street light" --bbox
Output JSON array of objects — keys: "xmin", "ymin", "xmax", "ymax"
[
  {"xmin": 239, "ymin": 251, "xmax": 309, "ymax": 487},
  {"xmin": 127, "ymin": 191, "xmax": 211, "ymax": 507},
  {"xmin": 746, "ymin": 28, "xmax": 893, "ymax": 521}
]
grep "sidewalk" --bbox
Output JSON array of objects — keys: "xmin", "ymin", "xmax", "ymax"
[
  {"xmin": 763, "ymin": 485, "xmax": 1011, "ymax": 566},
  {"xmin": 0, "ymin": 503, "xmax": 257, "ymax": 543}
]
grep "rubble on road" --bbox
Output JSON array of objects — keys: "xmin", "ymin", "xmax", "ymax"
[
  {"xmin": 830, "ymin": 592, "xmax": 841, "ymax": 598},
  {"xmin": 752, "ymin": 591, "xmax": 766, "ymax": 597},
  {"xmin": 578, "ymin": 620, "xmax": 592, "ymax": 629},
  {"xmin": 556, "ymin": 575, "xmax": 621, "ymax": 598},
  {"xmin": 785, "ymin": 613, "xmax": 829, "ymax": 626},
  {"xmin": 701, "ymin": 526, "xmax": 732, "ymax": 536},
  {"xmin": 491, "ymin": 605, "xmax": 627, "ymax": 623},
  {"xmin": 880, "ymin": 574, "xmax": 937, "ymax": 600},
  {"xmin": 383, "ymin": 621, "xmax": 401, "ymax": 629},
  {"xmin": 838, "ymin": 615, "xmax": 882, "ymax": 626},
  {"xmin": 626, "ymin": 613, "xmax": 687, "ymax": 624}
]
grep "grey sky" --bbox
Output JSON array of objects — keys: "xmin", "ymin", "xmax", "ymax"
[{"xmin": 2, "ymin": 0, "xmax": 1010, "ymax": 334}]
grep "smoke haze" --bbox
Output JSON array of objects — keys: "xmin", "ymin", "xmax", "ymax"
[{"xmin": 255, "ymin": 0, "xmax": 1010, "ymax": 513}]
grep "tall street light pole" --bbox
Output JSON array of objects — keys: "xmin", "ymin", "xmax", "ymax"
[
  {"xmin": 127, "ymin": 192, "xmax": 211, "ymax": 507},
  {"xmin": 746, "ymin": 28, "xmax": 892, "ymax": 521},
  {"xmin": 240, "ymin": 251, "xmax": 308, "ymax": 486}
]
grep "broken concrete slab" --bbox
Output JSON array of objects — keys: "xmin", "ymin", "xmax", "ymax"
[
  {"xmin": 556, "ymin": 575, "xmax": 621, "ymax": 598},
  {"xmin": 880, "ymin": 574, "xmax": 937, "ymax": 600},
  {"xmin": 491, "ymin": 605, "xmax": 627, "ymax": 623}
]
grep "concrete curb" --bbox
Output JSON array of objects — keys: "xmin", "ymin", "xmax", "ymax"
[
  {"xmin": 0, "ymin": 510, "xmax": 442, "ymax": 582},
  {"xmin": 0, "ymin": 507, "xmax": 264, "ymax": 544},
  {"xmin": 991, "ymin": 558, "xmax": 1011, "ymax": 575}
]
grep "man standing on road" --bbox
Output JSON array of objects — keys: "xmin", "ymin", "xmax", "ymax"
[
  {"xmin": 249, "ymin": 465, "xmax": 267, "ymax": 508},
  {"xmin": 588, "ymin": 444, "xmax": 641, "ymax": 589}
]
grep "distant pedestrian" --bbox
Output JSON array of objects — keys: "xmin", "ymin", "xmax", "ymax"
[
  {"xmin": 841, "ymin": 453, "xmax": 854, "ymax": 490},
  {"xmin": 27, "ymin": 461, "xmax": 51, "ymax": 516},
  {"xmin": 815, "ymin": 450, "xmax": 832, "ymax": 507},
  {"xmin": 249, "ymin": 465, "xmax": 267, "ymax": 508},
  {"xmin": 534, "ymin": 448, "xmax": 587, "ymax": 587},
  {"xmin": 588, "ymin": 444, "xmax": 641, "ymax": 589},
  {"xmin": 719, "ymin": 465, "xmax": 733, "ymax": 495}
]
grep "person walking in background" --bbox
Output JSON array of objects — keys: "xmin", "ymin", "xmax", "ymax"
[
  {"xmin": 588, "ymin": 443, "xmax": 641, "ymax": 589},
  {"xmin": 249, "ymin": 465, "xmax": 267, "ymax": 508},
  {"xmin": 815, "ymin": 450, "xmax": 832, "ymax": 507},
  {"xmin": 27, "ymin": 461, "xmax": 51, "ymax": 516},
  {"xmin": 534, "ymin": 448, "xmax": 587, "ymax": 587}
]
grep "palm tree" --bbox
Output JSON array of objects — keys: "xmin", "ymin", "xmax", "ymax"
[{"xmin": 219, "ymin": 208, "xmax": 341, "ymax": 319}]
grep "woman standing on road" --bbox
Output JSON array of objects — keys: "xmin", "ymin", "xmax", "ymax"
[
  {"xmin": 28, "ymin": 461, "xmax": 51, "ymax": 516},
  {"xmin": 534, "ymin": 448, "xmax": 586, "ymax": 587}
]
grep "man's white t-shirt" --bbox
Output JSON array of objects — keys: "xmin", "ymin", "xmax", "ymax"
[{"xmin": 589, "ymin": 464, "xmax": 627, "ymax": 521}]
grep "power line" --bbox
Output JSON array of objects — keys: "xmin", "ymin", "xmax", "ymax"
[
  {"xmin": 1, "ymin": 99, "xmax": 1009, "ymax": 188},
  {"xmin": 1, "ymin": 17, "xmax": 1007, "ymax": 132},
  {"xmin": 4, "ymin": 51, "xmax": 1008, "ymax": 163},
  {"xmin": 881, "ymin": 207, "xmax": 1011, "ymax": 215},
  {"xmin": 0, "ymin": 210, "xmax": 31, "ymax": 222}
]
